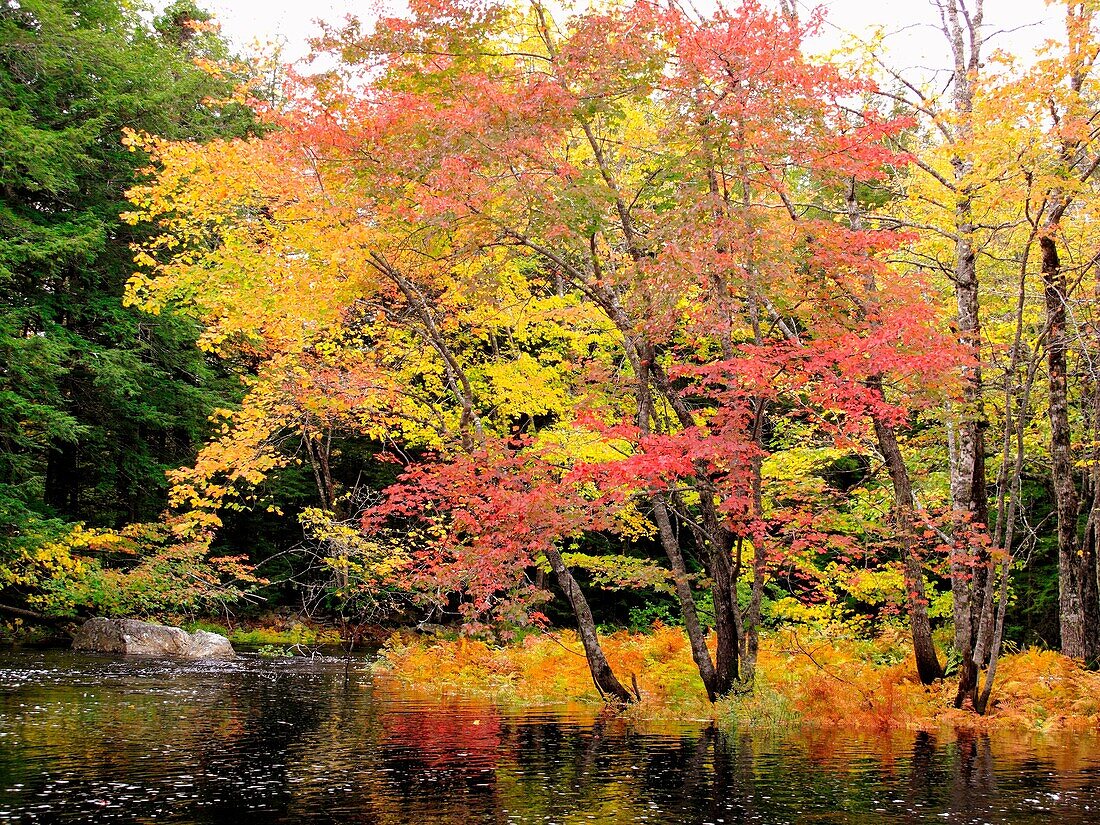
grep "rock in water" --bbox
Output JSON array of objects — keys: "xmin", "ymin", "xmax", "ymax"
[
  {"xmin": 72, "ymin": 618, "xmax": 235, "ymax": 659},
  {"xmin": 187, "ymin": 629, "xmax": 237, "ymax": 658}
]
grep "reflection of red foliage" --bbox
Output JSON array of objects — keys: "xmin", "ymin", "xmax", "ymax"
[{"xmin": 381, "ymin": 705, "xmax": 503, "ymax": 770}]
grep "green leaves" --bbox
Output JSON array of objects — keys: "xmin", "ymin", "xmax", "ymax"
[{"xmin": 0, "ymin": 0, "xmax": 260, "ymax": 616}]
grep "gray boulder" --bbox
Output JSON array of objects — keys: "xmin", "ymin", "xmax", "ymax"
[
  {"xmin": 186, "ymin": 629, "xmax": 237, "ymax": 658},
  {"xmin": 72, "ymin": 618, "xmax": 235, "ymax": 659}
]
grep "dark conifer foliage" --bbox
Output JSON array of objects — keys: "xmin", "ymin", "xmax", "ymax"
[{"xmin": 0, "ymin": 0, "xmax": 255, "ymax": 587}]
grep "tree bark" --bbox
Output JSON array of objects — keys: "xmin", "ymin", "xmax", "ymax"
[
  {"xmin": 942, "ymin": 0, "xmax": 990, "ymax": 710},
  {"xmin": 872, "ymin": 412, "xmax": 944, "ymax": 684},
  {"xmin": 707, "ymin": 528, "xmax": 741, "ymax": 695},
  {"xmin": 544, "ymin": 545, "xmax": 634, "ymax": 703},
  {"xmin": 0, "ymin": 603, "xmax": 70, "ymax": 626},
  {"xmin": 651, "ymin": 496, "xmax": 721, "ymax": 700},
  {"xmin": 847, "ymin": 179, "xmax": 942, "ymax": 685},
  {"xmin": 1041, "ymin": 234, "xmax": 1100, "ymax": 662}
]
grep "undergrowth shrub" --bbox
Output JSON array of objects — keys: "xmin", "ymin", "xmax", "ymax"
[{"xmin": 374, "ymin": 628, "xmax": 1100, "ymax": 731}]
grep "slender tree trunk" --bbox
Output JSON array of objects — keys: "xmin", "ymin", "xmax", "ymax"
[
  {"xmin": 950, "ymin": 222, "xmax": 989, "ymax": 708},
  {"xmin": 847, "ymin": 179, "xmax": 942, "ymax": 685},
  {"xmin": 544, "ymin": 545, "xmax": 634, "ymax": 703},
  {"xmin": 937, "ymin": 0, "xmax": 991, "ymax": 711},
  {"xmin": 541, "ymin": 30, "xmax": 751, "ymax": 697},
  {"xmin": 573, "ymin": 71, "xmax": 749, "ymax": 697},
  {"xmin": 731, "ymin": 399, "xmax": 767, "ymax": 684},
  {"xmin": 651, "ymin": 495, "xmax": 720, "ymax": 700},
  {"xmin": 1041, "ymin": 234, "xmax": 1100, "ymax": 662},
  {"xmin": 595, "ymin": 299, "xmax": 739, "ymax": 701},
  {"xmin": 872, "ymin": 412, "xmax": 944, "ymax": 683},
  {"xmin": 647, "ymin": 359, "xmax": 744, "ymax": 694}
]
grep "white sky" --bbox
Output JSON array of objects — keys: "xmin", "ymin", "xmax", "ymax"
[{"xmin": 191, "ymin": 0, "xmax": 1063, "ymax": 71}]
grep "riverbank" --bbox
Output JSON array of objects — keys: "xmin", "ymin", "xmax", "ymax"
[
  {"xmin": 0, "ymin": 614, "xmax": 356, "ymax": 650},
  {"xmin": 184, "ymin": 618, "xmax": 345, "ymax": 649},
  {"xmin": 372, "ymin": 625, "xmax": 1100, "ymax": 733}
]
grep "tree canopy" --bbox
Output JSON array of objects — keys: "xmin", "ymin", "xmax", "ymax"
[{"xmin": 4, "ymin": 0, "xmax": 1100, "ymax": 716}]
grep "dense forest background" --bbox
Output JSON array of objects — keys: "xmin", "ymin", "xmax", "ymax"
[
  {"xmin": 3, "ymin": 0, "xmax": 1099, "ymax": 712},
  {"xmin": 0, "ymin": 0, "xmax": 275, "ymax": 611}
]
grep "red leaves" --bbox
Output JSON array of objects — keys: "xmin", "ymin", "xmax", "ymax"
[
  {"xmin": 136, "ymin": 0, "xmax": 977, "ymax": 636},
  {"xmin": 367, "ymin": 439, "xmax": 614, "ymax": 624}
]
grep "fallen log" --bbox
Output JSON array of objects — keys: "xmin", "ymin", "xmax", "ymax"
[{"xmin": 0, "ymin": 602, "xmax": 69, "ymax": 626}]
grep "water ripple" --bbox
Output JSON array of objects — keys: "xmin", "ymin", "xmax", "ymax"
[{"xmin": 0, "ymin": 650, "xmax": 1097, "ymax": 824}]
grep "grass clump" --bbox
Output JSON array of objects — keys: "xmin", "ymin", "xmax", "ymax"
[{"xmin": 375, "ymin": 624, "xmax": 711, "ymax": 715}]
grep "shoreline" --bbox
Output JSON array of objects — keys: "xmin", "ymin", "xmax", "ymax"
[
  {"xmin": 6, "ymin": 616, "xmax": 1099, "ymax": 734},
  {"xmin": 371, "ymin": 626, "xmax": 1100, "ymax": 735}
]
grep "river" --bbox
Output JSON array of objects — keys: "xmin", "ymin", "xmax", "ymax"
[{"xmin": 0, "ymin": 649, "xmax": 1097, "ymax": 823}]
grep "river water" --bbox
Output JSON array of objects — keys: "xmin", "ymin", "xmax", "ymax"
[{"xmin": 0, "ymin": 649, "xmax": 1098, "ymax": 824}]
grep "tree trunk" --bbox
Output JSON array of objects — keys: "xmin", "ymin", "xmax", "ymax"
[
  {"xmin": 1041, "ymin": 234, "xmax": 1100, "ymax": 662},
  {"xmin": 544, "ymin": 545, "xmax": 634, "ymax": 703},
  {"xmin": 616, "ymin": 325, "xmax": 738, "ymax": 701},
  {"xmin": 951, "ymin": 230, "xmax": 988, "ymax": 707},
  {"xmin": 708, "ymin": 532, "xmax": 740, "ymax": 695},
  {"xmin": 872, "ymin": 412, "xmax": 944, "ymax": 684},
  {"xmin": 45, "ymin": 440, "xmax": 79, "ymax": 514},
  {"xmin": 845, "ymin": 178, "xmax": 942, "ymax": 685},
  {"xmin": 939, "ymin": 0, "xmax": 991, "ymax": 711},
  {"xmin": 651, "ymin": 496, "xmax": 720, "ymax": 700},
  {"xmin": 0, "ymin": 603, "xmax": 70, "ymax": 626},
  {"xmin": 738, "ymin": 400, "xmax": 767, "ymax": 684}
]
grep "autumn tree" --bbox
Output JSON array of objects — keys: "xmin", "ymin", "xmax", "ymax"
[
  {"xmin": 125, "ymin": 0, "xmax": 960, "ymax": 702},
  {"xmin": 1024, "ymin": 1, "xmax": 1100, "ymax": 665},
  {"xmin": 869, "ymin": 0, "xmax": 1100, "ymax": 710}
]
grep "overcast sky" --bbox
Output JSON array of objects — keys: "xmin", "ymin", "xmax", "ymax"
[{"xmin": 190, "ymin": 0, "xmax": 1063, "ymax": 71}]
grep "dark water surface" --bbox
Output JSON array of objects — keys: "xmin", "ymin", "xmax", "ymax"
[{"xmin": 0, "ymin": 650, "xmax": 1098, "ymax": 824}]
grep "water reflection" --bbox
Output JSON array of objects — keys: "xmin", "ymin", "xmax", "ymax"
[{"xmin": 0, "ymin": 650, "xmax": 1097, "ymax": 823}]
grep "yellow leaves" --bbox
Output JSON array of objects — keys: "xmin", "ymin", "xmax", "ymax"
[
  {"xmin": 190, "ymin": 56, "xmax": 225, "ymax": 79},
  {"xmin": 123, "ymin": 132, "xmax": 367, "ymax": 354},
  {"xmin": 558, "ymin": 551, "xmax": 674, "ymax": 593},
  {"xmin": 611, "ymin": 501, "xmax": 657, "ymax": 541},
  {"xmin": 537, "ymin": 424, "xmax": 631, "ymax": 466},
  {"xmin": 3, "ymin": 539, "xmax": 83, "ymax": 589},
  {"xmin": 762, "ymin": 446, "xmax": 850, "ymax": 482},
  {"xmin": 481, "ymin": 353, "xmax": 568, "ymax": 420},
  {"xmin": 839, "ymin": 563, "xmax": 906, "ymax": 607},
  {"xmin": 300, "ymin": 507, "xmax": 409, "ymax": 584},
  {"xmin": 120, "ymin": 128, "xmax": 149, "ymax": 153},
  {"xmin": 769, "ymin": 596, "xmax": 843, "ymax": 627}
]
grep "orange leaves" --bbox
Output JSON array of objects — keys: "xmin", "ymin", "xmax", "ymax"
[
  {"xmin": 375, "ymin": 625, "xmax": 707, "ymax": 710},
  {"xmin": 377, "ymin": 628, "xmax": 1100, "ymax": 730}
]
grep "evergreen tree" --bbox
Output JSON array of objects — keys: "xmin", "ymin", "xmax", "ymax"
[{"xmin": 0, "ymin": 0, "xmax": 256, "ymax": 610}]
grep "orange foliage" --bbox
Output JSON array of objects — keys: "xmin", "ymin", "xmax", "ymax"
[{"xmin": 375, "ymin": 629, "xmax": 1100, "ymax": 733}]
